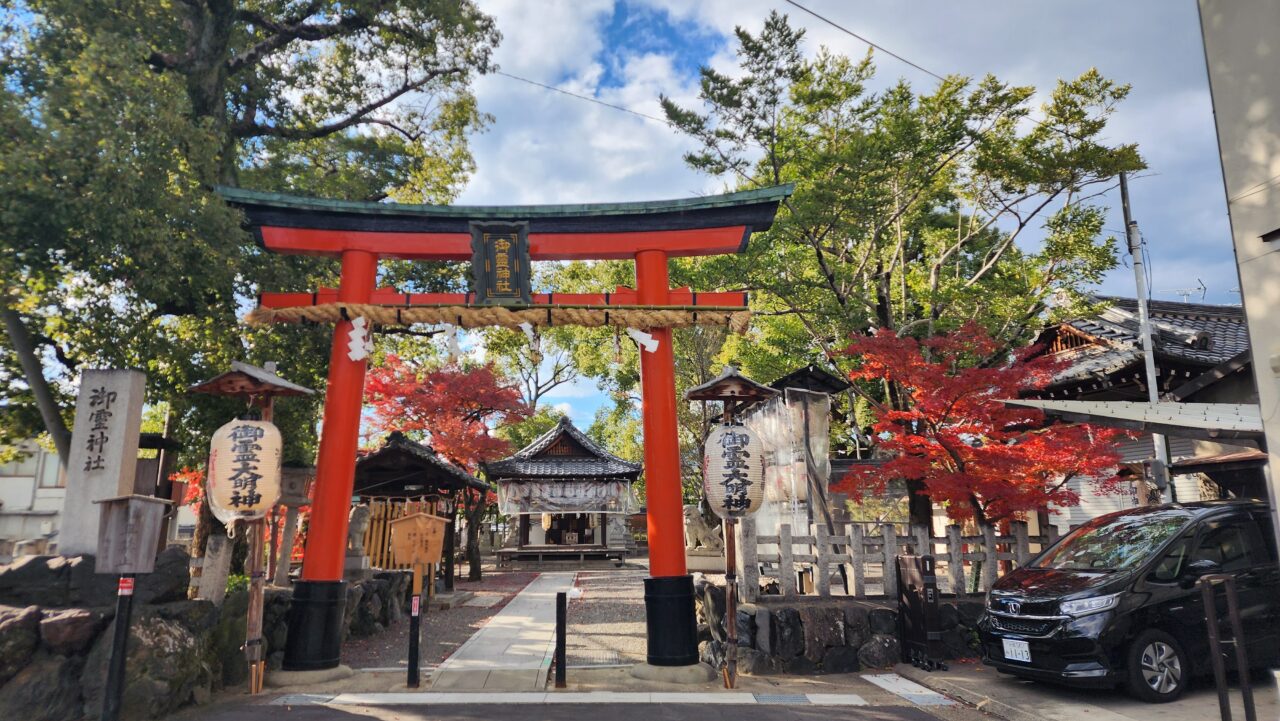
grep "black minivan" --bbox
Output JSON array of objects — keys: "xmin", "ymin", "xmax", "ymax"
[{"xmin": 978, "ymin": 500, "xmax": 1280, "ymax": 702}]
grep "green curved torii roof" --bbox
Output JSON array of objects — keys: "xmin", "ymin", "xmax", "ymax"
[
  {"xmin": 217, "ymin": 184, "xmax": 792, "ymax": 220},
  {"xmin": 216, "ymin": 184, "xmax": 793, "ymax": 239}
]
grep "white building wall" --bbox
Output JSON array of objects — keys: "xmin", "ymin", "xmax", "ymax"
[
  {"xmin": 0, "ymin": 444, "xmax": 64, "ymax": 555},
  {"xmin": 1200, "ymin": 0, "xmax": 1280, "ymax": 552}
]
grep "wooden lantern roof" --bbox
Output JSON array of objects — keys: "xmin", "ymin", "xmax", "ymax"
[
  {"xmin": 686, "ymin": 366, "xmax": 779, "ymax": 403},
  {"xmin": 189, "ymin": 361, "xmax": 315, "ymax": 399}
]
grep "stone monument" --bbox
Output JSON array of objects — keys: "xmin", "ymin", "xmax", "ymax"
[
  {"xmin": 61, "ymin": 369, "xmax": 146, "ymax": 556},
  {"xmin": 344, "ymin": 503, "xmax": 373, "ymax": 580}
]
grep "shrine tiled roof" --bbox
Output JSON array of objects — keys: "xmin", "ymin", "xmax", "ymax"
[
  {"xmin": 1045, "ymin": 296, "xmax": 1249, "ymax": 385},
  {"xmin": 355, "ymin": 431, "xmax": 488, "ymax": 493},
  {"xmin": 483, "ymin": 417, "xmax": 641, "ymax": 481}
]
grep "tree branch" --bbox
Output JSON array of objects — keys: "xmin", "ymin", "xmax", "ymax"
[{"xmin": 232, "ymin": 67, "xmax": 463, "ymax": 139}]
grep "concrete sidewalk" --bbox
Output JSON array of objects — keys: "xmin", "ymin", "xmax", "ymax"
[
  {"xmin": 430, "ymin": 572, "xmax": 576, "ymax": 691},
  {"xmin": 897, "ymin": 660, "xmax": 1277, "ymax": 721}
]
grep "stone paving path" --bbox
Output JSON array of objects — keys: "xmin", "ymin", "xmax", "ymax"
[{"xmin": 429, "ymin": 572, "xmax": 576, "ymax": 691}]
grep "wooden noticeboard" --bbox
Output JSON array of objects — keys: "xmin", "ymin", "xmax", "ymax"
[{"xmin": 389, "ymin": 513, "xmax": 448, "ymax": 566}]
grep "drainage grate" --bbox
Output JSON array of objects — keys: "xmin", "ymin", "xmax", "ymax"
[
  {"xmin": 566, "ymin": 650, "xmax": 622, "ymax": 667},
  {"xmin": 753, "ymin": 694, "xmax": 811, "ymax": 705}
]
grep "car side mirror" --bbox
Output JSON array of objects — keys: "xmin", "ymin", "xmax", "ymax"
[{"xmin": 1181, "ymin": 558, "xmax": 1222, "ymax": 586}]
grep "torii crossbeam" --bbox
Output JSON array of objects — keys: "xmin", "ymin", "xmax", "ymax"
[{"xmin": 221, "ymin": 184, "xmax": 792, "ymax": 673}]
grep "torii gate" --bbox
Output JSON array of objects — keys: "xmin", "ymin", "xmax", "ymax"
[{"xmin": 221, "ymin": 184, "xmax": 792, "ymax": 673}]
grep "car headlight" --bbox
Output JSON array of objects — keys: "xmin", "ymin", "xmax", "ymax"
[{"xmin": 1060, "ymin": 593, "xmax": 1120, "ymax": 617}]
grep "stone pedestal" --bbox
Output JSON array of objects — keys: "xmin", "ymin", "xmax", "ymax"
[
  {"xmin": 686, "ymin": 548, "xmax": 726, "ymax": 573},
  {"xmin": 343, "ymin": 554, "xmax": 371, "ymax": 582}
]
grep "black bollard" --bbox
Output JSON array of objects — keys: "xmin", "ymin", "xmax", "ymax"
[
  {"xmin": 555, "ymin": 591, "xmax": 567, "ymax": 689},
  {"xmin": 101, "ymin": 574, "xmax": 135, "ymax": 721},
  {"xmin": 408, "ymin": 564, "xmax": 424, "ymax": 688}
]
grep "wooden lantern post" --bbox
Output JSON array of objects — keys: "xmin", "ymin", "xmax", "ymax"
[
  {"xmin": 390, "ymin": 512, "xmax": 448, "ymax": 688},
  {"xmin": 94, "ymin": 495, "xmax": 173, "ymax": 721},
  {"xmin": 190, "ymin": 361, "xmax": 314, "ymax": 694},
  {"xmin": 686, "ymin": 367, "xmax": 776, "ymax": 689}
]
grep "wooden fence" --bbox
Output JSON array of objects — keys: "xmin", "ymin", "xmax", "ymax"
[{"xmin": 739, "ymin": 518, "xmax": 1060, "ymax": 602}]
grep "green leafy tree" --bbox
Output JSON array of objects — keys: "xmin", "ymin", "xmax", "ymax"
[
  {"xmin": 661, "ymin": 12, "xmax": 1143, "ymax": 523},
  {"xmin": 0, "ymin": 1, "xmax": 499, "ymax": 467}
]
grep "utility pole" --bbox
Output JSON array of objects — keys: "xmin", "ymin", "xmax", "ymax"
[{"xmin": 1119, "ymin": 172, "xmax": 1172, "ymax": 496}]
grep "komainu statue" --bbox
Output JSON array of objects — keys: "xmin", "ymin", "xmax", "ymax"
[
  {"xmin": 347, "ymin": 503, "xmax": 372, "ymax": 556},
  {"xmin": 684, "ymin": 504, "xmax": 723, "ymax": 551}
]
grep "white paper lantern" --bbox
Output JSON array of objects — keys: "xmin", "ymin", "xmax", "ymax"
[
  {"xmin": 703, "ymin": 423, "xmax": 765, "ymax": 518},
  {"xmin": 207, "ymin": 419, "xmax": 282, "ymax": 525}
]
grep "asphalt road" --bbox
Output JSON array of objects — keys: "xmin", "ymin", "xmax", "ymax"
[{"xmin": 180, "ymin": 702, "xmax": 966, "ymax": 721}]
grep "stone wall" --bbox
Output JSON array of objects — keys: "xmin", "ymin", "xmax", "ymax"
[
  {"xmin": 0, "ymin": 547, "xmax": 410, "ymax": 721},
  {"xmin": 695, "ymin": 578, "xmax": 984, "ymax": 675}
]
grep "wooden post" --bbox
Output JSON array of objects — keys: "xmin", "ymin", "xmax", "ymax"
[
  {"xmin": 245, "ymin": 395, "xmax": 273, "ymax": 694},
  {"xmin": 814, "ymin": 525, "xmax": 831, "ymax": 597},
  {"xmin": 946, "ymin": 526, "xmax": 966, "ymax": 598},
  {"xmin": 723, "ymin": 517, "xmax": 738, "ymax": 689},
  {"xmin": 848, "ymin": 524, "xmax": 865, "ymax": 597},
  {"xmin": 408, "ymin": 563, "xmax": 423, "ymax": 688},
  {"xmin": 881, "ymin": 524, "xmax": 898, "ymax": 599},
  {"xmin": 740, "ymin": 517, "xmax": 759, "ymax": 603},
  {"xmin": 981, "ymin": 525, "xmax": 999, "ymax": 592},
  {"xmin": 778, "ymin": 524, "xmax": 796, "ymax": 598},
  {"xmin": 245, "ymin": 518, "xmax": 267, "ymax": 694}
]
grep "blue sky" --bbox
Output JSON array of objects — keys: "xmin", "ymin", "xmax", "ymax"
[{"xmin": 460, "ymin": 0, "xmax": 1235, "ymax": 426}]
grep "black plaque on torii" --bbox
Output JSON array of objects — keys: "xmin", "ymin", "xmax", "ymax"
[{"xmin": 470, "ymin": 221, "xmax": 532, "ymax": 305}]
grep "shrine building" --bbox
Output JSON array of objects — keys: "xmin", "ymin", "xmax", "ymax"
[{"xmin": 485, "ymin": 417, "xmax": 640, "ymax": 565}]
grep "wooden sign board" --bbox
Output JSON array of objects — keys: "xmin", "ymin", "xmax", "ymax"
[
  {"xmin": 390, "ymin": 512, "xmax": 448, "ymax": 566},
  {"xmin": 94, "ymin": 495, "xmax": 173, "ymax": 575}
]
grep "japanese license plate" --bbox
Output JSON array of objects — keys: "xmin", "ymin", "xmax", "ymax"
[{"xmin": 1002, "ymin": 638, "xmax": 1031, "ymax": 663}]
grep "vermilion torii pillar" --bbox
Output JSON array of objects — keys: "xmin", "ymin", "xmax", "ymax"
[{"xmin": 222, "ymin": 185, "xmax": 790, "ymax": 672}]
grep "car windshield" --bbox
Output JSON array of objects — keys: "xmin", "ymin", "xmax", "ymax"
[{"xmin": 1034, "ymin": 509, "xmax": 1193, "ymax": 571}]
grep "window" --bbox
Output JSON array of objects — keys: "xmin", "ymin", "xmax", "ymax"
[
  {"xmin": 1251, "ymin": 512, "xmax": 1278, "ymax": 563},
  {"xmin": 1189, "ymin": 518, "xmax": 1267, "ymax": 573},
  {"xmin": 0, "ymin": 452, "xmax": 39, "ymax": 477},
  {"xmin": 38, "ymin": 453, "xmax": 63, "ymax": 488},
  {"xmin": 1150, "ymin": 536, "xmax": 1193, "ymax": 582},
  {"xmin": 1034, "ymin": 509, "xmax": 1192, "ymax": 572}
]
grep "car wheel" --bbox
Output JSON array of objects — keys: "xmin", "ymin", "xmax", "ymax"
[{"xmin": 1126, "ymin": 630, "xmax": 1189, "ymax": 703}]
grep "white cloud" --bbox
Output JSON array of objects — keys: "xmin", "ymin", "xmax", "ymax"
[{"xmin": 458, "ymin": 0, "xmax": 1241, "ymax": 422}]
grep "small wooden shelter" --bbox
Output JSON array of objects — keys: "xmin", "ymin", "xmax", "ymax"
[
  {"xmin": 352, "ymin": 432, "xmax": 488, "ymax": 573},
  {"xmin": 484, "ymin": 418, "xmax": 640, "ymax": 564}
]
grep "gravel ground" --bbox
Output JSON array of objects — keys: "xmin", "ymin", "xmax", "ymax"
[
  {"xmin": 343, "ymin": 566, "xmax": 537, "ymax": 670},
  {"xmin": 565, "ymin": 569, "xmax": 649, "ymax": 666}
]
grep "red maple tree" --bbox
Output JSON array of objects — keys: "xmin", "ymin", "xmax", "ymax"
[
  {"xmin": 833, "ymin": 324, "xmax": 1129, "ymax": 525},
  {"xmin": 364, "ymin": 354, "xmax": 531, "ymax": 467},
  {"xmin": 364, "ymin": 354, "xmax": 530, "ymax": 580}
]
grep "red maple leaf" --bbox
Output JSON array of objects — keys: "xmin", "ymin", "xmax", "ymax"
[
  {"xmin": 364, "ymin": 354, "xmax": 531, "ymax": 470},
  {"xmin": 832, "ymin": 323, "xmax": 1130, "ymax": 524}
]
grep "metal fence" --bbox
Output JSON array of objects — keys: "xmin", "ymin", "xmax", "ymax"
[{"xmin": 739, "ymin": 517, "xmax": 1060, "ymax": 602}]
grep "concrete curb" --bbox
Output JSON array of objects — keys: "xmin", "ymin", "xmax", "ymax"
[{"xmin": 894, "ymin": 664, "xmax": 1042, "ymax": 721}]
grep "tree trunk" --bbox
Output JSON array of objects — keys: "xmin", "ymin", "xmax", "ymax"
[
  {"xmin": 464, "ymin": 492, "xmax": 486, "ymax": 581},
  {"xmin": 1, "ymin": 304, "xmax": 71, "ymax": 463}
]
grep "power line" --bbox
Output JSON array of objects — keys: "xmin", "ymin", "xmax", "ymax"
[
  {"xmin": 782, "ymin": 0, "xmax": 1089, "ymax": 144},
  {"xmin": 494, "ymin": 70, "xmax": 676, "ymax": 129},
  {"xmin": 782, "ymin": 0, "xmax": 945, "ymax": 82}
]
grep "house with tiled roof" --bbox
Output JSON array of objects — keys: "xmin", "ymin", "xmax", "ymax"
[
  {"xmin": 1030, "ymin": 296, "xmax": 1264, "ymax": 529},
  {"xmin": 484, "ymin": 417, "xmax": 640, "ymax": 564}
]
